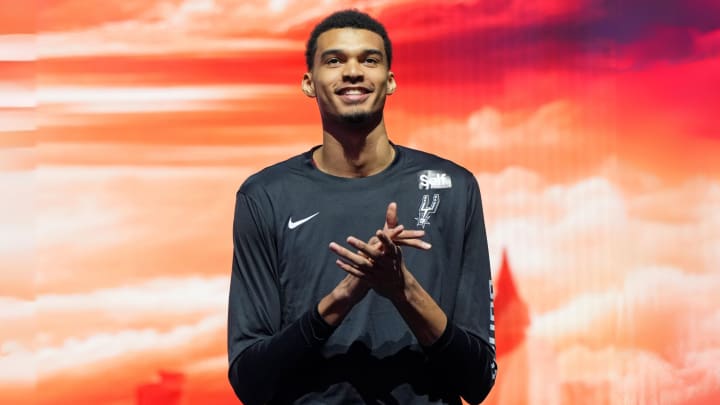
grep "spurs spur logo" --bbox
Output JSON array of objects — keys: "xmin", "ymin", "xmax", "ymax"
[{"xmin": 415, "ymin": 194, "xmax": 440, "ymax": 229}]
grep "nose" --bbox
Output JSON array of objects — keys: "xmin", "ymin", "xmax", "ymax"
[{"xmin": 342, "ymin": 59, "xmax": 363, "ymax": 83}]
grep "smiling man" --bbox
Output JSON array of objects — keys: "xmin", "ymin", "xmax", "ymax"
[
  {"xmin": 228, "ymin": 9, "xmax": 497, "ymax": 405},
  {"xmin": 305, "ymin": 27, "xmax": 394, "ymax": 126}
]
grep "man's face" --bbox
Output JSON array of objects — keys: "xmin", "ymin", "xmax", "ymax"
[{"xmin": 302, "ymin": 28, "xmax": 396, "ymax": 125}]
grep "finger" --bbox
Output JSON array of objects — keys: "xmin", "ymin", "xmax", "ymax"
[
  {"xmin": 395, "ymin": 238, "xmax": 432, "ymax": 250},
  {"xmin": 335, "ymin": 259, "xmax": 367, "ymax": 279},
  {"xmin": 395, "ymin": 229, "xmax": 425, "ymax": 239},
  {"xmin": 376, "ymin": 230, "xmax": 399, "ymax": 256},
  {"xmin": 383, "ymin": 228, "xmax": 430, "ymax": 249},
  {"xmin": 385, "ymin": 224, "xmax": 404, "ymax": 240},
  {"xmin": 385, "ymin": 202, "xmax": 398, "ymax": 229},
  {"xmin": 347, "ymin": 236, "xmax": 383, "ymax": 260},
  {"xmin": 329, "ymin": 242, "xmax": 375, "ymax": 268}
]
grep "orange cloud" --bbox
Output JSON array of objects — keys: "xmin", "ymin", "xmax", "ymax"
[
  {"xmin": 34, "ymin": 166, "xmax": 238, "ymax": 292},
  {"xmin": 476, "ymin": 163, "xmax": 720, "ymax": 310},
  {"xmin": 39, "ymin": 0, "xmax": 179, "ymax": 32},
  {"xmin": 0, "ymin": 169, "xmax": 35, "ymax": 299},
  {"xmin": 0, "ymin": 35, "xmax": 35, "ymax": 61},
  {"xmin": 35, "ymin": 314, "xmax": 225, "ymax": 404},
  {"xmin": 40, "ymin": 84, "xmax": 295, "ymax": 112},
  {"xmin": 35, "ymin": 276, "xmax": 228, "ymax": 343},
  {"xmin": 35, "ymin": 0, "xmax": 596, "ymax": 59},
  {"xmin": 0, "ymin": 109, "xmax": 34, "ymax": 133}
]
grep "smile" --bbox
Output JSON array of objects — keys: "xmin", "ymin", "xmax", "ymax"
[{"xmin": 336, "ymin": 87, "xmax": 372, "ymax": 104}]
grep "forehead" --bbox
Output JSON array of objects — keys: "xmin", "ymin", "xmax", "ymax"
[{"xmin": 315, "ymin": 28, "xmax": 385, "ymax": 56}]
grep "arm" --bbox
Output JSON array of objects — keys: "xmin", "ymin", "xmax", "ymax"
[
  {"xmin": 427, "ymin": 177, "xmax": 496, "ymax": 404},
  {"xmin": 330, "ymin": 192, "xmax": 496, "ymax": 404},
  {"xmin": 228, "ymin": 195, "xmax": 428, "ymax": 404},
  {"xmin": 423, "ymin": 320, "xmax": 496, "ymax": 404},
  {"xmin": 228, "ymin": 192, "xmax": 339, "ymax": 405}
]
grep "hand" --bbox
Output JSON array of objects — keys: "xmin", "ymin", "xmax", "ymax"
[
  {"xmin": 382, "ymin": 202, "xmax": 431, "ymax": 250},
  {"xmin": 338, "ymin": 202, "xmax": 427, "ymax": 297},
  {"xmin": 330, "ymin": 226, "xmax": 409, "ymax": 300}
]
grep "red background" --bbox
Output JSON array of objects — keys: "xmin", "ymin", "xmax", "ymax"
[{"xmin": 1, "ymin": 1, "xmax": 719, "ymax": 404}]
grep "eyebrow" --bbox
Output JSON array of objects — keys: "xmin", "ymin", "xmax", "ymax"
[{"xmin": 319, "ymin": 48, "xmax": 384, "ymax": 60}]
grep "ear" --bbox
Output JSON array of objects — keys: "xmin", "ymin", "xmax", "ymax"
[
  {"xmin": 386, "ymin": 71, "xmax": 397, "ymax": 95},
  {"xmin": 302, "ymin": 72, "xmax": 316, "ymax": 97}
]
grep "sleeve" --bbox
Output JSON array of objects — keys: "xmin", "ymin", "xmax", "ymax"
[
  {"xmin": 424, "ymin": 175, "xmax": 497, "ymax": 405},
  {"xmin": 227, "ymin": 191, "xmax": 337, "ymax": 405}
]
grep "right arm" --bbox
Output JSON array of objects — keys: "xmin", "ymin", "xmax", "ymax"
[
  {"xmin": 228, "ymin": 192, "xmax": 342, "ymax": 405},
  {"xmin": 228, "ymin": 196, "xmax": 428, "ymax": 404}
]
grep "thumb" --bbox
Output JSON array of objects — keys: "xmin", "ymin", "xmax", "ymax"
[{"xmin": 385, "ymin": 202, "xmax": 398, "ymax": 229}]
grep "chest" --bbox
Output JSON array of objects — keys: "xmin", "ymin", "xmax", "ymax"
[
  {"xmin": 277, "ymin": 186, "xmax": 458, "ymax": 255},
  {"xmin": 278, "ymin": 184, "xmax": 461, "ymax": 288}
]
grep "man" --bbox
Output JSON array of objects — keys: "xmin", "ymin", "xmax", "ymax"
[{"xmin": 228, "ymin": 9, "xmax": 496, "ymax": 405}]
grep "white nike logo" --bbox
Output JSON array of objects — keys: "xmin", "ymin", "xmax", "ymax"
[{"xmin": 288, "ymin": 212, "xmax": 319, "ymax": 229}]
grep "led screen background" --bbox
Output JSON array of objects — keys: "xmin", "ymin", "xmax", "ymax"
[{"xmin": 1, "ymin": 1, "xmax": 719, "ymax": 404}]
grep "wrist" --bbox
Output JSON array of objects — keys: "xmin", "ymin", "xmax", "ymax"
[
  {"xmin": 331, "ymin": 282, "xmax": 366, "ymax": 305},
  {"xmin": 318, "ymin": 280, "xmax": 367, "ymax": 326},
  {"xmin": 389, "ymin": 268, "xmax": 418, "ymax": 306}
]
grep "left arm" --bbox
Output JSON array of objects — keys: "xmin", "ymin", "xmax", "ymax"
[{"xmin": 330, "ymin": 193, "xmax": 497, "ymax": 404}]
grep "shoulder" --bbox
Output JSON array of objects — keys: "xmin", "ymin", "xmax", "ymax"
[
  {"xmin": 238, "ymin": 150, "xmax": 313, "ymax": 197},
  {"xmin": 396, "ymin": 145, "xmax": 477, "ymax": 186}
]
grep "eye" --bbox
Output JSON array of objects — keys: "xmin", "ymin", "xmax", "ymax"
[
  {"xmin": 325, "ymin": 57, "xmax": 341, "ymax": 65},
  {"xmin": 364, "ymin": 57, "xmax": 379, "ymax": 65}
]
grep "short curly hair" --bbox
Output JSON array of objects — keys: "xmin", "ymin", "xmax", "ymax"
[{"xmin": 305, "ymin": 9, "xmax": 393, "ymax": 71}]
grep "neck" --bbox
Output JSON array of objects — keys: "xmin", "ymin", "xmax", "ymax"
[{"xmin": 314, "ymin": 116, "xmax": 395, "ymax": 178}]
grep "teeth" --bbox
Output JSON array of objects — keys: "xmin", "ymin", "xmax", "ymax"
[{"xmin": 341, "ymin": 89, "xmax": 364, "ymax": 95}]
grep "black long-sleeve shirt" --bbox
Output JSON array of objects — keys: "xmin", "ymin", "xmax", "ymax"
[{"xmin": 228, "ymin": 145, "xmax": 497, "ymax": 404}]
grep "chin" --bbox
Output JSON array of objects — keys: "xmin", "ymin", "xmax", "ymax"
[{"xmin": 340, "ymin": 111, "xmax": 373, "ymax": 124}]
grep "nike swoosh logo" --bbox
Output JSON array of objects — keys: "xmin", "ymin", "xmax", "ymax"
[{"xmin": 288, "ymin": 212, "xmax": 319, "ymax": 229}]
